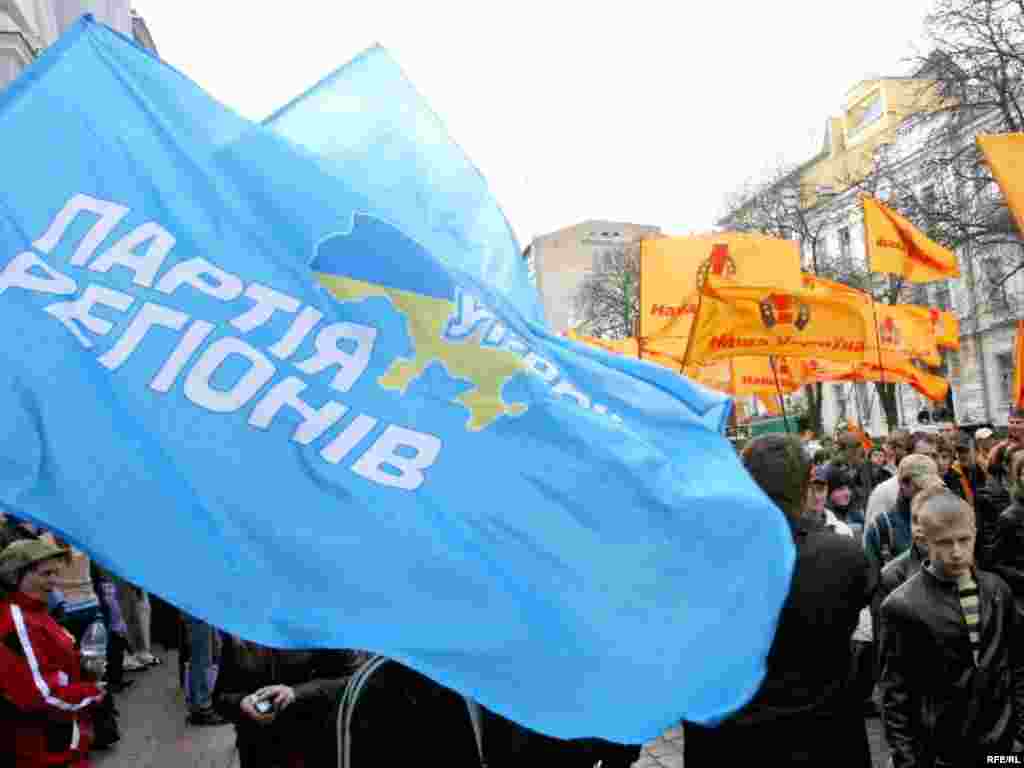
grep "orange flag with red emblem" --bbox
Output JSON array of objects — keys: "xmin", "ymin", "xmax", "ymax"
[
  {"xmin": 873, "ymin": 303, "xmax": 942, "ymax": 367},
  {"xmin": 686, "ymin": 273, "xmax": 876, "ymax": 365},
  {"xmin": 639, "ymin": 234, "xmax": 803, "ymax": 361},
  {"xmin": 863, "ymin": 195, "xmax": 960, "ymax": 282}
]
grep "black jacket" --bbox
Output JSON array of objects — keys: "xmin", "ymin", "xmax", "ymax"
[
  {"xmin": 213, "ymin": 638, "xmax": 366, "ymax": 768},
  {"xmin": 991, "ymin": 501, "xmax": 1024, "ymax": 613},
  {"xmin": 879, "ymin": 566, "xmax": 1024, "ymax": 767},
  {"xmin": 976, "ymin": 477, "xmax": 1010, "ymax": 570},
  {"xmin": 872, "ymin": 544, "xmax": 926, "ymax": 624},
  {"xmin": 684, "ymin": 518, "xmax": 874, "ymax": 767}
]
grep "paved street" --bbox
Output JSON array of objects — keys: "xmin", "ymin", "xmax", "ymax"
[{"xmin": 90, "ymin": 644, "xmax": 889, "ymax": 767}]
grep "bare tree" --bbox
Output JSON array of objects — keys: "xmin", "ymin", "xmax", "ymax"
[
  {"xmin": 573, "ymin": 246, "xmax": 639, "ymax": 339},
  {"xmin": 902, "ymin": 0, "xmax": 1024, "ymax": 310},
  {"xmin": 720, "ymin": 163, "xmax": 873, "ymax": 433}
]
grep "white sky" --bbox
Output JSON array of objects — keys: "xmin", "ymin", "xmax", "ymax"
[{"xmin": 133, "ymin": 0, "xmax": 935, "ymax": 246}]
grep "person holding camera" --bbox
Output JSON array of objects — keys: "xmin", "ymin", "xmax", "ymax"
[
  {"xmin": 0, "ymin": 539, "xmax": 107, "ymax": 767},
  {"xmin": 212, "ymin": 633, "xmax": 367, "ymax": 767}
]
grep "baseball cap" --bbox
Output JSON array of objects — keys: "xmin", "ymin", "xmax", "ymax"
[
  {"xmin": 976, "ymin": 427, "xmax": 994, "ymax": 440},
  {"xmin": 0, "ymin": 539, "xmax": 69, "ymax": 577}
]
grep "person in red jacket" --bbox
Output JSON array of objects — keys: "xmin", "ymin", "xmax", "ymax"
[{"xmin": 0, "ymin": 539, "xmax": 106, "ymax": 767}]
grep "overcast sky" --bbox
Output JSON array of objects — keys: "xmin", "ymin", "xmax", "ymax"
[{"xmin": 133, "ymin": 1, "xmax": 935, "ymax": 246}]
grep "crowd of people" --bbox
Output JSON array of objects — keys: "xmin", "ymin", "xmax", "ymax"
[
  {"xmin": 704, "ymin": 415, "xmax": 1024, "ymax": 767},
  {"xmin": 3, "ymin": 415, "xmax": 1024, "ymax": 766},
  {"xmin": 0, "ymin": 515, "xmax": 643, "ymax": 766}
]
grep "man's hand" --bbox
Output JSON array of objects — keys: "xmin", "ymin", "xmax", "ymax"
[{"xmin": 240, "ymin": 686, "xmax": 296, "ymax": 725}]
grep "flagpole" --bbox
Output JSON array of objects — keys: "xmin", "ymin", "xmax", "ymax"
[
  {"xmin": 637, "ymin": 240, "xmax": 644, "ymax": 362},
  {"xmin": 769, "ymin": 355, "xmax": 791, "ymax": 434},
  {"xmin": 864, "ymin": 205, "xmax": 887, "ymax": 432}
]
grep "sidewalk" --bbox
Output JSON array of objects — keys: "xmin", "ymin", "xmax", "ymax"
[
  {"xmin": 91, "ymin": 645, "xmax": 236, "ymax": 768},
  {"xmin": 88, "ymin": 643, "xmax": 887, "ymax": 767}
]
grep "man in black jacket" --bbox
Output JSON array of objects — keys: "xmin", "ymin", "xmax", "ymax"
[
  {"xmin": 879, "ymin": 492, "xmax": 1024, "ymax": 767},
  {"xmin": 684, "ymin": 434, "xmax": 874, "ymax": 768}
]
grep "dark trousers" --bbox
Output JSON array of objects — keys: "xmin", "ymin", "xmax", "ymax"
[{"xmin": 850, "ymin": 640, "xmax": 876, "ymax": 705}]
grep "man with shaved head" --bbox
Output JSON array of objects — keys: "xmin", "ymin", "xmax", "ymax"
[{"xmin": 878, "ymin": 492, "xmax": 1024, "ymax": 766}]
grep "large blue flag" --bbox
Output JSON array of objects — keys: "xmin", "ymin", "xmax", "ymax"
[
  {"xmin": 264, "ymin": 45, "xmax": 546, "ymax": 328},
  {"xmin": 0, "ymin": 17, "xmax": 794, "ymax": 742}
]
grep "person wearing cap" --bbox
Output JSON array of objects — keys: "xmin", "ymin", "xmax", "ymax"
[
  {"xmin": 825, "ymin": 433, "xmax": 873, "ymax": 533},
  {"xmin": 805, "ymin": 465, "xmax": 853, "ymax": 537},
  {"xmin": 863, "ymin": 454, "xmax": 940, "ymax": 574},
  {"xmin": 0, "ymin": 539, "xmax": 106, "ymax": 767},
  {"xmin": 683, "ymin": 435, "xmax": 873, "ymax": 768},
  {"xmin": 822, "ymin": 466, "xmax": 856, "ymax": 533},
  {"xmin": 953, "ymin": 433, "xmax": 983, "ymax": 504}
]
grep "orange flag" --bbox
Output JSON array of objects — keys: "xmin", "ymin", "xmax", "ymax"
[
  {"xmin": 759, "ymin": 394, "xmax": 784, "ymax": 417},
  {"xmin": 863, "ymin": 195, "xmax": 960, "ymax": 282},
  {"xmin": 933, "ymin": 309, "xmax": 959, "ymax": 350},
  {"xmin": 1013, "ymin": 320, "xmax": 1024, "ymax": 411},
  {"xmin": 799, "ymin": 356, "xmax": 949, "ymax": 403},
  {"xmin": 687, "ymin": 273, "xmax": 876, "ymax": 365},
  {"xmin": 873, "ymin": 303, "xmax": 942, "ymax": 366},
  {"xmin": 977, "ymin": 134, "xmax": 1024, "ymax": 237},
  {"xmin": 565, "ymin": 331, "xmax": 684, "ymax": 372},
  {"xmin": 639, "ymin": 234, "xmax": 803, "ymax": 361},
  {"xmin": 686, "ymin": 357, "xmax": 804, "ymax": 397}
]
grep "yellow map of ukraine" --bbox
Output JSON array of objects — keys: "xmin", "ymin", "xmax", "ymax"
[{"xmin": 312, "ymin": 215, "xmax": 528, "ymax": 431}]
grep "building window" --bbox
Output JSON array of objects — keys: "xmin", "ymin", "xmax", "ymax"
[
  {"xmin": 998, "ymin": 351, "xmax": 1015, "ymax": 406},
  {"xmin": 921, "ymin": 184, "xmax": 937, "ymax": 209},
  {"xmin": 837, "ymin": 227, "xmax": 851, "ymax": 263},
  {"xmin": 848, "ymin": 92, "xmax": 884, "ymax": 138}
]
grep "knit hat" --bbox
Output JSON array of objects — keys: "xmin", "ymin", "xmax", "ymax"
[
  {"xmin": 811, "ymin": 465, "xmax": 829, "ymax": 485},
  {"xmin": 826, "ymin": 465, "xmax": 852, "ymax": 497},
  {"xmin": 0, "ymin": 538, "xmax": 69, "ymax": 578}
]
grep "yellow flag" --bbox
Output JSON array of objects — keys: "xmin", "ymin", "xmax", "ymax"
[
  {"xmin": 1014, "ymin": 320, "xmax": 1024, "ymax": 411},
  {"xmin": 978, "ymin": 134, "xmax": 1024, "ymax": 238},
  {"xmin": 799, "ymin": 356, "xmax": 949, "ymax": 403},
  {"xmin": 863, "ymin": 195, "xmax": 960, "ymax": 282},
  {"xmin": 874, "ymin": 303, "xmax": 942, "ymax": 366},
  {"xmin": 639, "ymin": 233, "xmax": 803, "ymax": 360},
  {"xmin": 687, "ymin": 274, "xmax": 875, "ymax": 365}
]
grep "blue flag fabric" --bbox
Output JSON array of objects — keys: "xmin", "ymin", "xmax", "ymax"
[
  {"xmin": 263, "ymin": 45, "xmax": 546, "ymax": 328},
  {"xmin": 0, "ymin": 17, "xmax": 794, "ymax": 742}
]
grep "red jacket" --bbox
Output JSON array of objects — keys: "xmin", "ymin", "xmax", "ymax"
[{"xmin": 0, "ymin": 591, "xmax": 104, "ymax": 766}]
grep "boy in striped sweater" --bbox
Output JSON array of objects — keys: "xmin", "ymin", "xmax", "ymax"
[{"xmin": 878, "ymin": 493, "xmax": 1024, "ymax": 766}]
